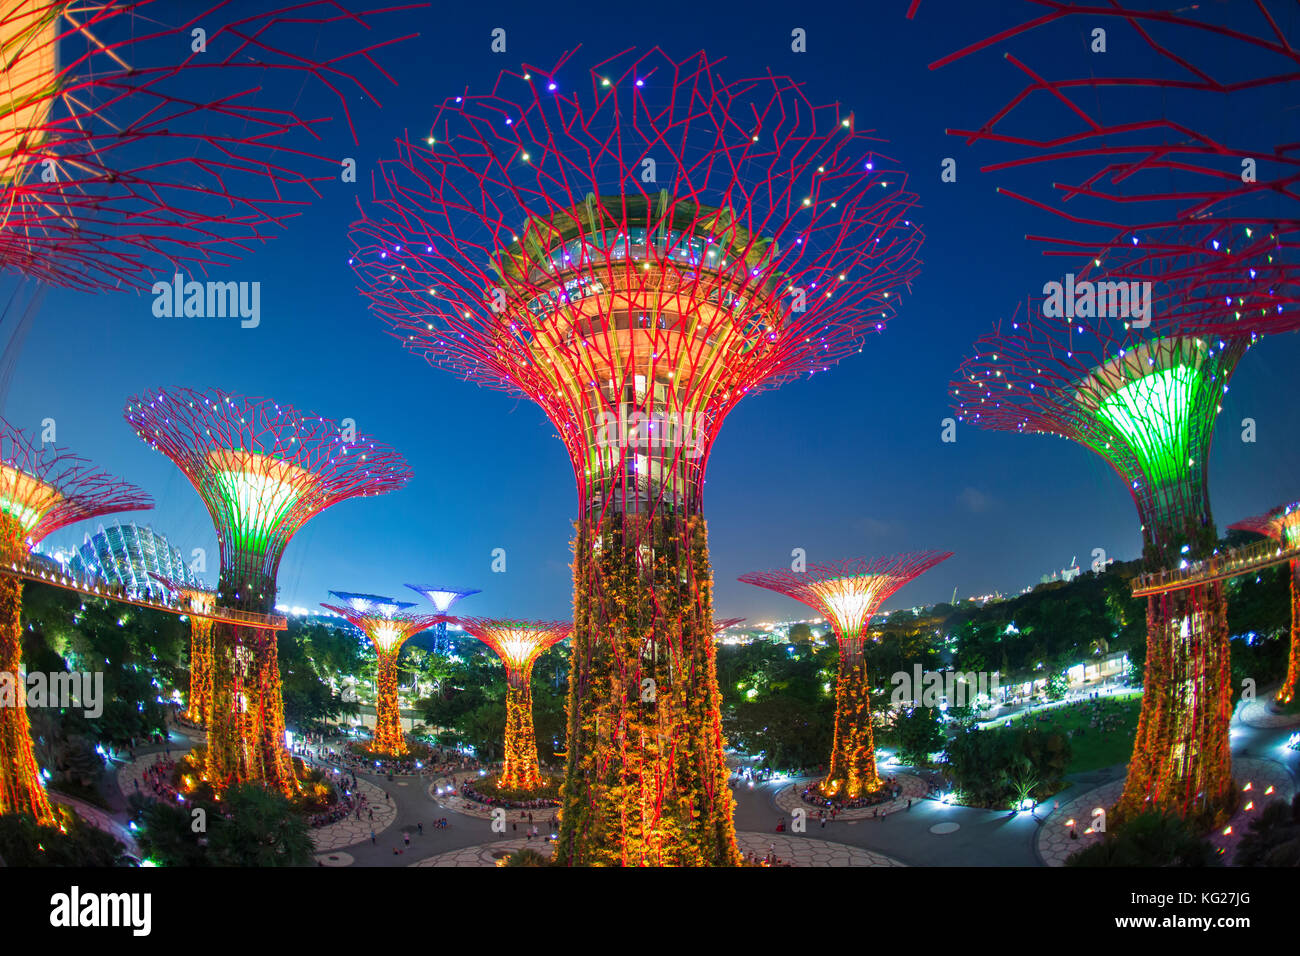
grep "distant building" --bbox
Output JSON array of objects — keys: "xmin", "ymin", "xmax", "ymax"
[{"xmin": 68, "ymin": 521, "xmax": 200, "ymax": 594}]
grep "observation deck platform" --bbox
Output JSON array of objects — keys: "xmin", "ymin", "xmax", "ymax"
[
  {"xmin": 0, "ymin": 555, "xmax": 288, "ymax": 630},
  {"xmin": 1131, "ymin": 537, "xmax": 1300, "ymax": 597}
]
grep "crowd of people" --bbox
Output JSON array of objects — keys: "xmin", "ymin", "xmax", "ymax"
[
  {"xmin": 458, "ymin": 779, "xmax": 560, "ymax": 810},
  {"xmin": 799, "ymin": 775, "xmax": 904, "ymax": 813},
  {"xmin": 132, "ymin": 756, "xmax": 181, "ymax": 803}
]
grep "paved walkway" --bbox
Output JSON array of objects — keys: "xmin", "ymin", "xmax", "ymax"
[
  {"xmin": 310, "ymin": 776, "xmax": 399, "ymax": 851},
  {"xmin": 49, "ymin": 791, "xmax": 140, "ymax": 857},
  {"xmin": 736, "ymin": 832, "xmax": 906, "ymax": 866},
  {"xmin": 1236, "ymin": 698, "xmax": 1300, "ymax": 730},
  {"xmin": 405, "ymin": 832, "xmax": 906, "ymax": 867},
  {"xmin": 1036, "ymin": 756, "xmax": 1297, "ymax": 865},
  {"xmin": 410, "ymin": 837, "xmax": 555, "ymax": 866},
  {"xmin": 772, "ymin": 772, "xmax": 927, "ymax": 821}
]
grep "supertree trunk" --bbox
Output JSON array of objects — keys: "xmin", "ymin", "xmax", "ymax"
[
  {"xmin": 1118, "ymin": 582, "xmax": 1233, "ymax": 822},
  {"xmin": 206, "ymin": 569, "xmax": 294, "ymax": 795},
  {"xmin": 500, "ymin": 668, "xmax": 540, "ymax": 790},
  {"xmin": 246, "ymin": 626, "xmax": 295, "ymax": 795},
  {"xmin": 1280, "ymin": 560, "xmax": 1300, "ymax": 706},
  {"xmin": 0, "ymin": 526, "xmax": 55, "ymax": 825},
  {"xmin": 184, "ymin": 618, "xmax": 214, "ymax": 727},
  {"xmin": 204, "ymin": 621, "xmax": 245, "ymax": 787},
  {"xmin": 558, "ymin": 513, "xmax": 739, "ymax": 867},
  {"xmin": 373, "ymin": 647, "xmax": 407, "ymax": 754},
  {"xmin": 824, "ymin": 641, "xmax": 881, "ymax": 799}
]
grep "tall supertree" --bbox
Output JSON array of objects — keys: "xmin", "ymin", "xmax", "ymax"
[
  {"xmin": 0, "ymin": 420, "xmax": 150, "ymax": 823},
  {"xmin": 952, "ymin": 310, "xmax": 1245, "ymax": 821},
  {"xmin": 1231, "ymin": 503, "xmax": 1300, "ymax": 706},
  {"xmin": 150, "ymin": 573, "xmax": 217, "ymax": 727},
  {"xmin": 931, "ymin": 0, "xmax": 1300, "ymax": 824},
  {"xmin": 125, "ymin": 387, "xmax": 411, "ymax": 794},
  {"xmin": 406, "ymin": 584, "xmax": 480, "ymax": 654},
  {"xmin": 453, "ymin": 617, "xmax": 571, "ymax": 791},
  {"xmin": 351, "ymin": 47, "xmax": 924, "ymax": 866},
  {"xmin": 1, "ymin": 0, "xmax": 419, "ymax": 292},
  {"xmin": 322, "ymin": 592, "xmax": 443, "ymax": 754},
  {"xmin": 739, "ymin": 553, "xmax": 950, "ymax": 798}
]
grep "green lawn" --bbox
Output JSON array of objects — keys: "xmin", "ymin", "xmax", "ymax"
[{"xmin": 996, "ymin": 692, "xmax": 1142, "ymax": 774}]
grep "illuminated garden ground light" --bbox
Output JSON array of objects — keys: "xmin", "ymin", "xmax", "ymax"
[
  {"xmin": 0, "ymin": 0, "xmax": 416, "ymax": 291},
  {"xmin": 0, "ymin": 420, "xmax": 150, "ymax": 824},
  {"xmin": 739, "ymin": 553, "xmax": 950, "ymax": 798},
  {"xmin": 1232, "ymin": 503, "xmax": 1300, "ymax": 705},
  {"xmin": 125, "ymin": 387, "xmax": 411, "ymax": 795},
  {"xmin": 150, "ymin": 575, "xmax": 218, "ymax": 727},
  {"xmin": 351, "ymin": 47, "xmax": 923, "ymax": 866},
  {"xmin": 406, "ymin": 584, "xmax": 480, "ymax": 654},
  {"xmin": 452, "ymin": 618, "xmax": 571, "ymax": 791},
  {"xmin": 952, "ymin": 322, "xmax": 1245, "ymax": 823},
  {"xmin": 322, "ymin": 592, "xmax": 445, "ymax": 754}
]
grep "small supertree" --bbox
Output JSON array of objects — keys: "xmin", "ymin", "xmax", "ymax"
[
  {"xmin": 352, "ymin": 47, "xmax": 923, "ymax": 866},
  {"xmin": 1, "ymin": 0, "xmax": 418, "ymax": 291},
  {"xmin": 453, "ymin": 617, "xmax": 571, "ymax": 791},
  {"xmin": 322, "ymin": 593, "xmax": 444, "ymax": 754},
  {"xmin": 150, "ymin": 573, "xmax": 217, "ymax": 727},
  {"xmin": 739, "ymin": 553, "xmax": 950, "ymax": 797},
  {"xmin": 0, "ymin": 419, "xmax": 150, "ymax": 823},
  {"xmin": 406, "ymin": 584, "xmax": 480, "ymax": 654},
  {"xmin": 1231, "ymin": 503, "xmax": 1300, "ymax": 705},
  {"xmin": 125, "ymin": 386, "xmax": 411, "ymax": 794},
  {"xmin": 952, "ymin": 307, "xmax": 1245, "ymax": 822}
]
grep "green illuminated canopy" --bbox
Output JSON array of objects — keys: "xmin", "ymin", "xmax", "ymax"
[{"xmin": 206, "ymin": 449, "xmax": 312, "ymax": 556}]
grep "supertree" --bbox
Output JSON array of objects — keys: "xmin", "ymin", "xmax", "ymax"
[
  {"xmin": 405, "ymin": 584, "xmax": 480, "ymax": 654},
  {"xmin": 452, "ymin": 617, "xmax": 571, "ymax": 791},
  {"xmin": 125, "ymin": 386, "xmax": 411, "ymax": 794},
  {"xmin": 350, "ymin": 47, "xmax": 924, "ymax": 866},
  {"xmin": 739, "ymin": 553, "xmax": 950, "ymax": 798},
  {"xmin": 1, "ymin": 0, "xmax": 420, "ymax": 292},
  {"xmin": 0, "ymin": 420, "xmax": 150, "ymax": 823},
  {"xmin": 951, "ymin": 307, "xmax": 1245, "ymax": 821},
  {"xmin": 321, "ymin": 592, "xmax": 443, "ymax": 754},
  {"xmin": 932, "ymin": 0, "xmax": 1300, "ymax": 824},
  {"xmin": 1231, "ymin": 503, "xmax": 1300, "ymax": 705},
  {"xmin": 150, "ymin": 573, "xmax": 217, "ymax": 727}
]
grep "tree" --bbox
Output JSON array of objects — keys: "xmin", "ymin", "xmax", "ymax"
[
  {"xmin": 1234, "ymin": 795, "xmax": 1300, "ymax": 866},
  {"xmin": 0, "ymin": 811, "xmax": 128, "ymax": 866},
  {"xmin": 722, "ymin": 696, "xmax": 833, "ymax": 772},
  {"xmin": 206, "ymin": 785, "xmax": 314, "ymax": 866},
  {"xmin": 1067, "ymin": 811, "xmax": 1220, "ymax": 867},
  {"xmin": 893, "ymin": 706, "xmax": 945, "ymax": 766}
]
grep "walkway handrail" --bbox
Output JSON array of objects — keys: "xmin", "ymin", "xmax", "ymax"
[
  {"xmin": 1131, "ymin": 538, "xmax": 1300, "ymax": 597},
  {"xmin": 0, "ymin": 556, "xmax": 288, "ymax": 630}
]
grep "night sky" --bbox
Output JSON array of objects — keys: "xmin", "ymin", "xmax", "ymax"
[{"xmin": 9, "ymin": 0, "xmax": 1299, "ymax": 624}]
